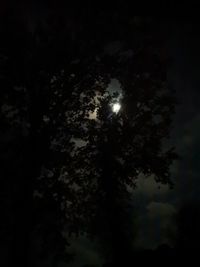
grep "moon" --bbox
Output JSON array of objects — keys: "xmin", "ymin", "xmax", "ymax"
[{"xmin": 112, "ymin": 103, "xmax": 121, "ymax": 113}]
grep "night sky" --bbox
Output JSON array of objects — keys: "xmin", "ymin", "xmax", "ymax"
[{"xmin": 1, "ymin": 4, "xmax": 200, "ymax": 266}]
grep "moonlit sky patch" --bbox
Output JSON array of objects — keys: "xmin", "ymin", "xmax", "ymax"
[
  {"xmin": 87, "ymin": 78, "xmax": 123, "ymax": 120},
  {"xmin": 107, "ymin": 78, "xmax": 123, "ymax": 96},
  {"xmin": 112, "ymin": 102, "xmax": 121, "ymax": 113}
]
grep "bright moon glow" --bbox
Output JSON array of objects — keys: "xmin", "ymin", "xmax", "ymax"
[{"xmin": 112, "ymin": 103, "xmax": 121, "ymax": 113}]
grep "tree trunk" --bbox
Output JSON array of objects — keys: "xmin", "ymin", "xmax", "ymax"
[{"xmin": 98, "ymin": 141, "xmax": 132, "ymax": 266}]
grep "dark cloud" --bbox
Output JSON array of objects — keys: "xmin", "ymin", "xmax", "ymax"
[
  {"xmin": 169, "ymin": 22, "xmax": 200, "ymax": 205},
  {"xmin": 134, "ymin": 201, "xmax": 176, "ymax": 249}
]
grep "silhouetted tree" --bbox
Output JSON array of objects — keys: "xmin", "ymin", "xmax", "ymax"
[
  {"xmin": 44, "ymin": 16, "xmax": 177, "ymax": 266},
  {"xmin": 0, "ymin": 5, "xmax": 176, "ymax": 267}
]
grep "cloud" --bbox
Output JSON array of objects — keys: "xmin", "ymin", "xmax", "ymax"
[
  {"xmin": 147, "ymin": 202, "xmax": 176, "ymax": 219},
  {"xmin": 135, "ymin": 175, "xmax": 169, "ymax": 198},
  {"xmin": 67, "ymin": 235, "xmax": 103, "ymax": 267},
  {"xmin": 134, "ymin": 201, "xmax": 176, "ymax": 249}
]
